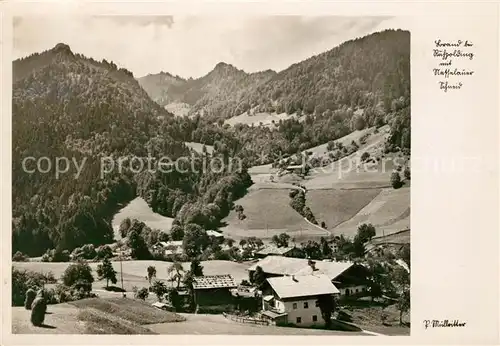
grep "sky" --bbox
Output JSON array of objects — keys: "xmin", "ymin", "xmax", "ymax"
[{"xmin": 13, "ymin": 16, "xmax": 407, "ymax": 79}]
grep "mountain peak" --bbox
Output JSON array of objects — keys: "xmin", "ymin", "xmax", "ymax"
[
  {"xmin": 213, "ymin": 62, "xmax": 238, "ymax": 72},
  {"xmin": 53, "ymin": 43, "xmax": 73, "ymax": 55}
]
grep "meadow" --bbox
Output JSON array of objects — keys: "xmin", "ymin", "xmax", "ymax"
[
  {"xmin": 13, "ymin": 260, "xmax": 253, "ymax": 292},
  {"xmin": 111, "ymin": 197, "xmax": 174, "ymax": 240}
]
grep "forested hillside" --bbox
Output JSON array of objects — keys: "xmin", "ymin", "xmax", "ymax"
[
  {"xmin": 12, "ymin": 29, "xmax": 410, "ymax": 257},
  {"xmin": 138, "ymin": 63, "xmax": 277, "ymax": 115},
  {"xmin": 141, "ymin": 29, "xmax": 410, "ymax": 153},
  {"xmin": 12, "ymin": 44, "xmax": 252, "ymax": 256},
  {"xmin": 141, "ymin": 30, "xmax": 408, "ymax": 117}
]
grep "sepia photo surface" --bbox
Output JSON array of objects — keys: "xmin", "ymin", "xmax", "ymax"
[
  {"xmin": 10, "ymin": 14, "xmax": 410, "ymax": 336},
  {"xmin": 1, "ymin": 2, "xmax": 499, "ymax": 346}
]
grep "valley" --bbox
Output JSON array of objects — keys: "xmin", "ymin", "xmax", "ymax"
[{"xmin": 12, "ymin": 25, "xmax": 410, "ymax": 336}]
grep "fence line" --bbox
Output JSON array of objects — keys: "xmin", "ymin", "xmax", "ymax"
[{"xmin": 222, "ymin": 312, "xmax": 270, "ymax": 326}]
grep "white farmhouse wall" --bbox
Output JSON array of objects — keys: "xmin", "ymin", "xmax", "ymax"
[
  {"xmin": 277, "ymin": 298, "xmax": 324, "ymax": 327},
  {"xmin": 338, "ymin": 285, "xmax": 367, "ymax": 296}
]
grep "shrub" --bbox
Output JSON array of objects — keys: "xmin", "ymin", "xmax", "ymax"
[
  {"xmin": 240, "ymin": 279, "xmax": 251, "ymax": 286},
  {"xmin": 361, "ymin": 152, "xmax": 370, "ymax": 162},
  {"xmin": 13, "ymin": 251, "xmax": 28, "ymax": 262},
  {"xmin": 404, "ymin": 166, "xmax": 410, "ymax": 180},
  {"xmin": 44, "ymin": 288, "xmax": 58, "ymax": 304},
  {"xmin": 24, "ymin": 289, "xmax": 36, "ymax": 310},
  {"xmin": 12, "ymin": 268, "xmax": 57, "ymax": 306},
  {"xmin": 55, "ymin": 284, "xmax": 73, "ymax": 303},
  {"xmin": 135, "ymin": 287, "xmax": 149, "ymax": 300},
  {"xmin": 95, "ymin": 245, "xmax": 113, "ymax": 260},
  {"xmin": 390, "ymin": 171, "xmax": 402, "ymax": 189},
  {"xmin": 42, "ymin": 248, "xmax": 70, "ymax": 262},
  {"xmin": 62, "ymin": 261, "xmax": 94, "ymax": 296}
]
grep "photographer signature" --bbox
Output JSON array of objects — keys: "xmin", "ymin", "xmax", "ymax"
[{"xmin": 423, "ymin": 320, "xmax": 466, "ymax": 329}]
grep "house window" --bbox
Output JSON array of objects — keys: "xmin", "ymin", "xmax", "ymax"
[
  {"xmin": 296, "ymin": 317, "xmax": 301, "ymax": 324},
  {"xmin": 355, "ymin": 288, "xmax": 359, "ymax": 293},
  {"xmin": 304, "ymin": 302, "xmax": 309, "ymax": 309},
  {"xmin": 293, "ymin": 303, "xmax": 297, "ymax": 309},
  {"xmin": 315, "ymin": 300, "xmax": 320, "ymax": 307},
  {"xmin": 313, "ymin": 315, "xmax": 318, "ymax": 322}
]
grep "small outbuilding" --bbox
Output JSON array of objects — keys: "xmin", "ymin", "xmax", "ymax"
[{"xmin": 192, "ymin": 275, "xmax": 238, "ymax": 308}]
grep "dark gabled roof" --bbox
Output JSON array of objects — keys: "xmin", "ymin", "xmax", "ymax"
[{"xmin": 192, "ymin": 275, "xmax": 237, "ymax": 290}]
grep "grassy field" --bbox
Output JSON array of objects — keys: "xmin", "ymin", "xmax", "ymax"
[
  {"xmin": 301, "ymin": 126, "xmax": 380, "ymax": 157},
  {"xmin": 13, "ymin": 260, "xmax": 253, "ymax": 292},
  {"xmin": 12, "ymin": 297, "xmax": 184, "ymax": 334},
  {"xmin": 365, "ymin": 230, "xmax": 410, "ymax": 252},
  {"xmin": 223, "ymin": 189, "xmax": 309, "ymax": 230},
  {"xmin": 223, "ymin": 125, "xmax": 409, "ymax": 241},
  {"xmin": 331, "ymin": 187, "xmax": 410, "ymax": 238},
  {"xmin": 306, "ymin": 189, "xmax": 382, "ymax": 230},
  {"xmin": 224, "ymin": 110, "xmax": 295, "ymax": 127},
  {"xmin": 164, "ymin": 102, "xmax": 191, "ymax": 117},
  {"xmin": 220, "ymin": 188, "xmax": 329, "ymax": 241},
  {"xmin": 111, "ymin": 197, "xmax": 174, "ymax": 240},
  {"xmin": 302, "ymin": 125, "xmax": 404, "ymax": 190}
]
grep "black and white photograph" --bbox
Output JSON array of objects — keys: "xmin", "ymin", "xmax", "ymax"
[{"xmin": 10, "ymin": 14, "xmax": 411, "ymax": 336}]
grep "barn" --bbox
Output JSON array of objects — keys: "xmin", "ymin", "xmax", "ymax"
[{"xmin": 192, "ymin": 275, "xmax": 238, "ymax": 309}]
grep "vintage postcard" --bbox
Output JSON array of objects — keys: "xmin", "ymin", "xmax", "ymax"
[{"xmin": 1, "ymin": 1, "xmax": 498, "ymax": 345}]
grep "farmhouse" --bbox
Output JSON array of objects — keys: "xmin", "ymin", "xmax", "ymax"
[
  {"xmin": 255, "ymin": 245, "xmax": 304, "ymax": 259},
  {"xmin": 153, "ymin": 240, "xmax": 184, "ymax": 256},
  {"xmin": 192, "ymin": 275, "xmax": 238, "ymax": 308},
  {"xmin": 206, "ymin": 230, "xmax": 225, "ymax": 244},
  {"xmin": 206, "ymin": 230, "xmax": 224, "ymax": 238},
  {"xmin": 261, "ymin": 274, "xmax": 339, "ymax": 327},
  {"xmin": 284, "ymin": 164, "xmax": 305, "ymax": 174},
  {"xmin": 248, "ymin": 256, "xmax": 370, "ymax": 296}
]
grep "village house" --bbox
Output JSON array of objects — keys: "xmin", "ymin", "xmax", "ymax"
[
  {"xmin": 255, "ymin": 244, "xmax": 304, "ymax": 259},
  {"xmin": 206, "ymin": 230, "xmax": 225, "ymax": 243},
  {"xmin": 192, "ymin": 275, "xmax": 238, "ymax": 309},
  {"xmin": 260, "ymin": 274, "xmax": 339, "ymax": 327},
  {"xmin": 248, "ymin": 256, "xmax": 371, "ymax": 297},
  {"xmin": 152, "ymin": 240, "xmax": 184, "ymax": 256},
  {"xmin": 284, "ymin": 164, "xmax": 306, "ymax": 175}
]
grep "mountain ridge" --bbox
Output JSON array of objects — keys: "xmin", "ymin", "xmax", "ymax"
[{"xmin": 139, "ymin": 29, "xmax": 410, "ymax": 122}]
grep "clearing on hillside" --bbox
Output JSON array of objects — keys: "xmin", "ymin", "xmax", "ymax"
[
  {"xmin": 224, "ymin": 110, "xmax": 295, "ymax": 127},
  {"xmin": 306, "ymin": 189, "xmax": 382, "ymax": 230},
  {"xmin": 331, "ymin": 187, "xmax": 410, "ymax": 238},
  {"xmin": 301, "ymin": 126, "xmax": 381, "ymax": 157},
  {"xmin": 111, "ymin": 197, "xmax": 174, "ymax": 240},
  {"xmin": 220, "ymin": 188, "xmax": 329, "ymax": 241},
  {"xmin": 164, "ymin": 102, "xmax": 191, "ymax": 117},
  {"xmin": 302, "ymin": 126, "xmax": 402, "ymax": 190}
]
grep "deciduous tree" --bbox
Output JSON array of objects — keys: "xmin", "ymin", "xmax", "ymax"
[{"xmin": 96, "ymin": 257, "xmax": 117, "ymax": 288}]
